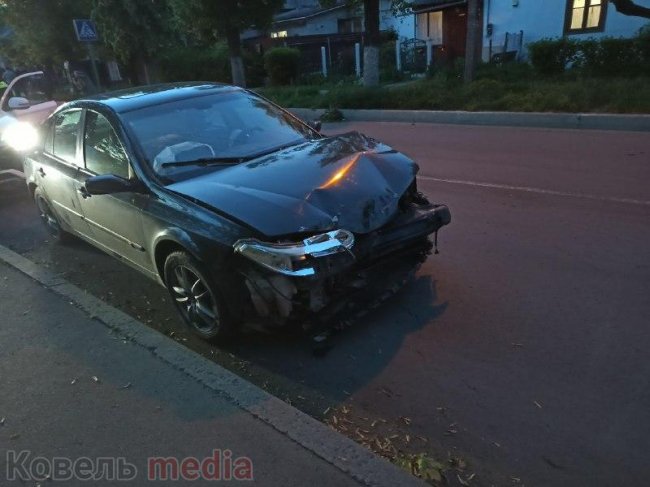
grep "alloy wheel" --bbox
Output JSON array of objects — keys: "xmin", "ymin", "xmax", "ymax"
[{"xmin": 169, "ymin": 265, "xmax": 220, "ymax": 333}]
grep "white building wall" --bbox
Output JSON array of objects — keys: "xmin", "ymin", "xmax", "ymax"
[
  {"xmin": 483, "ymin": 0, "xmax": 650, "ymax": 60},
  {"xmin": 284, "ymin": 9, "xmax": 345, "ymax": 36},
  {"xmin": 380, "ymin": 0, "xmax": 415, "ymax": 39}
]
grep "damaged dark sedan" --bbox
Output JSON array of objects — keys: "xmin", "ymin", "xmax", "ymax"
[{"xmin": 23, "ymin": 83, "xmax": 450, "ymax": 341}]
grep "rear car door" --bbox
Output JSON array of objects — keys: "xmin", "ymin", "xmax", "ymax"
[
  {"xmin": 36, "ymin": 108, "xmax": 90, "ymax": 235},
  {"xmin": 73, "ymin": 109, "xmax": 150, "ymax": 271}
]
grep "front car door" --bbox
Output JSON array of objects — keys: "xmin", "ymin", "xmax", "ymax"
[
  {"xmin": 74, "ymin": 108, "xmax": 150, "ymax": 272},
  {"xmin": 35, "ymin": 108, "xmax": 89, "ymax": 235},
  {"xmin": 0, "ymin": 72, "xmax": 57, "ymax": 171},
  {"xmin": 0, "ymin": 71, "xmax": 58, "ymax": 126}
]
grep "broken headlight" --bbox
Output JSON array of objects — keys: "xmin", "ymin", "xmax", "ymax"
[{"xmin": 234, "ymin": 229, "xmax": 355, "ymax": 277}]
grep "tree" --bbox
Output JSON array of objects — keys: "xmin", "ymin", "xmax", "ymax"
[
  {"xmin": 171, "ymin": 0, "xmax": 283, "ymax": 87},
  {"xmin": 92, "ymin": 0, "xmax": 176, "ymax": 84},
  {"xmin": 0, "ymin": 0, "xmax": 92, "ymax": 66},
  {"xmin": 362, "ymin": 0, "xmax": 380, "ymax": 86},
  {"xmin": 463, "ymin": 0, "xmax": 480, "ymax": 83},
  {"xmin": 609, "ymin": 0, "xmax": 650, "ymax": 18}
]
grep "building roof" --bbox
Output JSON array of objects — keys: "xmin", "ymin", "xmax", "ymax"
[
  {"xmin": 274, "ymin": 1, "xmax": 347, "ymax": 24},
  {"xmin": 411, "ymin": 0, "xmax": 467, "ymax": 13}
]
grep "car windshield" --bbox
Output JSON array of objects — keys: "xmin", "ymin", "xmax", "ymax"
[{"xmin": 122, "ymin": 90, "xmax": 316, "ymax": 181}]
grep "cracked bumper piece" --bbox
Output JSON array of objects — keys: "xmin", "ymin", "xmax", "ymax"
[{"xmin": 240, "ymin": 202, "xmax": 450, "ymax": 324}]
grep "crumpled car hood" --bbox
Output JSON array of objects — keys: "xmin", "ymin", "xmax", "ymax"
[{"xmin": 167, "ymin": 132, "xmax": 418, "ymax": 237}]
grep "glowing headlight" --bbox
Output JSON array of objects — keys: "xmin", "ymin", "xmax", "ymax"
[
  {"xmin": 1, "ymin": 121, "xmax": 39, "ymax": 152},
  {"xmin": 234, "ymin": 229, "xmax": 355, "ymax": 277}
]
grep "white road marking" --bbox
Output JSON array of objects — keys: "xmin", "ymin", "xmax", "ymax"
[{"xmin": 418, "ymin": 175, "xmax": 650, "ymax": 207}]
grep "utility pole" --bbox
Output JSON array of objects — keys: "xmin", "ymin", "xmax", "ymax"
[{"xmin": 464, "ymin": 0, "xmax": 480, "ymax": 83}]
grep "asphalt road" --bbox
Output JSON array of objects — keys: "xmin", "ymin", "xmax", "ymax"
[{"xmin": 1, "ymin": 122, "xmax": 649, "ymax": 486}]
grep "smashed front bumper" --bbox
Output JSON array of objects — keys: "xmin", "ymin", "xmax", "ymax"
[{"xmin": 241, "ymin": 202, "xmax": 451, "ymax": 326}]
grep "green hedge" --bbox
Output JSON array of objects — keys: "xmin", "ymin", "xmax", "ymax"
[
  {"xmin": 159, "ymin": 42, "xmax": 266, "ymax": 87},
  {"xmin": 528, "ymin": 27, "xmax": 650, "ymax": 77},
  {"xmin": 264, "ymin": 47, "xmax": 301, "ymax": 86},
  {"xmin": 159, "ymin": 43, "xmax": 232, "ymax": 83}
]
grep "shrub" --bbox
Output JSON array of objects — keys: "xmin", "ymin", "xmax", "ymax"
[
  {"xmin": 159, "ymin": 43, "xmax": 231, "ymax": 83},
  {"xmin": 577, "ymin": 37, "xmax": 640, "ymax": 76},
  {"xmin": 264, "ymin": 47, "xmax": 301, "ymax": 86},
  {"xmin": 528, "ymin": 38, "xmax": 578, "ymax": 75},
  {"xmin": 380, "ymin": 40, "xmax": 403, "ymax": 82}
]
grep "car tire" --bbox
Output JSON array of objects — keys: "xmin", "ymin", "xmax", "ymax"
[
  {"xmin": 34, "ymin": 187, "xmax": 73, "ymax": 243},
  {"xmin": 164, "ymin": 250, "xmax": 236, "ymax": 342}
]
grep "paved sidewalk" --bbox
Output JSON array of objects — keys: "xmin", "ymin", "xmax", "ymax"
[
  {"xmin": 289, "ymin": 108, "xmax": 650, "ymax": 132},
  {"xmin": 0, "ymin": 262, "xmax": 367, "ymax": 486}
]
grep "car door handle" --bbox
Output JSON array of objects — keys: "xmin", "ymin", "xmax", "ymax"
[
  {"xmin": 37, "ymin": 167, "xmax": 46, "ymax": 177},
  {"xmin": 77, "ymin": 186, "xmax": 91, "ymax": 199}
]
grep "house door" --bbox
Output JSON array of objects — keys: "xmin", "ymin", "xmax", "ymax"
[{"xmin": 443, "ymin": 6, "xmax": 468, "ymax": 61}]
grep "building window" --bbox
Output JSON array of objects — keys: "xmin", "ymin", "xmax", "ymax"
[
  {"xmin": 337, "ymin": 17, "xmax": 362, "ymax": 34},
  {"xmin": 564, "ymin": 0, "xmax": 607, "ymax": 34},
  {"xmin": 416, "ymin": 11, "xmax": 443, "ymax": 44},
  {"xmin": 271, "ymin": 30, "xmax": 288, "ymax": 38}
]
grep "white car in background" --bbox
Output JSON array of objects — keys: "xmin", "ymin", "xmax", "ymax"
[{"xmin": 0, "ymin": 71, "xmax": 57, "ymax": 174}]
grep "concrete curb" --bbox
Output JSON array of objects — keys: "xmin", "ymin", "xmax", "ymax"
[
  {"xmin": 289, "ymin": 108, "xmax": 650, "ymax": 132},
  {"xmin": 0, "ymin": 244, "xmax": 425, "ymax": 487}
]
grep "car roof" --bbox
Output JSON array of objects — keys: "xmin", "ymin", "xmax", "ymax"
[{"xmin": 73, "ymin": 82, "xmax": 242, "ymax": 114}]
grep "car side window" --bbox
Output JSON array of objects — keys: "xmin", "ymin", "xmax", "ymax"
[
  {"xmin": 52, "ymin": 109, "xmax": 82, "ymax": 165},
  {"xmin": 84, "ymin": 111, "xmax": 130, "ymax": 179}
]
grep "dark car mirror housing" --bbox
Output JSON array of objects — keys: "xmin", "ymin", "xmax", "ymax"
[
  {"xmin": 85, "ymin": 174, "xmax": 146, "ymax": 196},
  {"xmin": 307, "ymin": 120, "xmax": 322, "ymax": 132}
]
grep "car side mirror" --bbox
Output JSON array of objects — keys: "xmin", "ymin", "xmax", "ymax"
[
  {"xmin": 85, "ymin": 174, "xmax": 144, "ymax": 196},
  {"xmin": 308, "ymin": 120, "xmax": 322, "ymax": 132},
  {"xmin": 8, "ymin": 97, "xmax": 30, "ymax": 110}
]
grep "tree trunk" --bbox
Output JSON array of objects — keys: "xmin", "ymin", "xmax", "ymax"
[
  {"xmin": 226, "ymin": 27, "xmax": 246, "ymax": 87},
  {"xmin": 363, "ymin": 0, "xmax": 380, "ymax": 87},
  {"xmin": 463, "ymin": 0, "xmax": 481, "ymax": 84}
]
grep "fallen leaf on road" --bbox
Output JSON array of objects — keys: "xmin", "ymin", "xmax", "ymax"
[
  {"xmin": 534, "ymin": 400, "xmax": 543, "ymax": 409},
  {"xmin": 70, "ymin": 378, "xmax": 77, "ymax": 385},
  {"xmin": 121, "ymin": 382, "xmax": 132, "ymax": 389},
  {"xmin": 400, "ymin": 416, "xmax": 412, "ymax": 425},
  {"xmin": 91, "ymin": 376, "xmax": 100, "ymax": 383},
  {"xmin": 378, "ymin": 387, "xmax": 393, "ymax": 397},
  {"xmin": 493, "ymin": 441, "xmax": 501, "ymax": 447},
  {"xmin": 0, "ymin": 417, "xmax": 5, "ymax": 426}
]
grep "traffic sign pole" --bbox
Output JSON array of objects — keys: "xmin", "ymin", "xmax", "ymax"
[{"xmin": 73, "ymin": 19, "xmax": 101, "ymax": 92}]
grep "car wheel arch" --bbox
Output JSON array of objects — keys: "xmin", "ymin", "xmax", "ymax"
[{"xmin": 154, "ymin": 239, "xmax": 201, "ymax": 284}]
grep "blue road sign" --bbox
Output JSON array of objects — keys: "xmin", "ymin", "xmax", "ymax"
[{"xmin": 73, "ymin": 19, "xmax": 99, "ymax": 42}]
